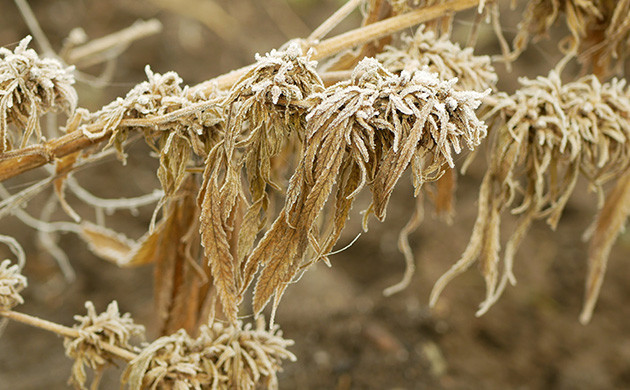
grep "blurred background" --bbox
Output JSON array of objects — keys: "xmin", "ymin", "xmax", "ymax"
[{"xmin": 1, "ymin": 0, "xmax": 630, "ymax": 389}]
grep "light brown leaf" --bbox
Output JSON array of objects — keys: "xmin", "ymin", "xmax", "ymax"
[{"xmin": 581, "ymin": 170, "xmax": 630, "ymax": 324}]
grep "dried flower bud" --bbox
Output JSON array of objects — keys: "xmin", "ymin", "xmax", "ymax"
[
  {"xmin": 123, "ymin": 318, "xmax": 295, "ymax": 390},
  {"xmin": 0, "ymin": 36, "xmax": 77, "ymax": 152},
  {"xmin": 64, "ymin": 301, "xmax": 145, "ymax": 390},
  {"xmin": 378, "ymin": 26, "xmax": 497, "ymax": 91},
  {"xmin": 0, "ymin": 260, "xmax": 27, "ymax": 311}
]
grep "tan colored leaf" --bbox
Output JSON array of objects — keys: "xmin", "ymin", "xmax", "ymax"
[
  {"xmin": 581, "ymin": 170, "xmax": 630, "ymax": 324},
  {"xmin": 79, "ymin": 222, "xmax": 136, "ymax": 265},
  {"xmin": 199, "ymin": 154, "xmax": 240, "ymax": 323}
]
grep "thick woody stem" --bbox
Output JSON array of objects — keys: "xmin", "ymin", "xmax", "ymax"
[{"xmin": 0, "ymin": 309, "xmax": 138, "ymax": 362}]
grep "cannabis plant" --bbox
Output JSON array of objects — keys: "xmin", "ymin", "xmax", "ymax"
[{"xmin": 1, "ymin": 0, "xmax": 630, "ymax": 388}]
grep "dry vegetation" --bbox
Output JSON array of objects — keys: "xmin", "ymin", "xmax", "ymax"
[{"xmin": 1, "ymin": 0, "xmax": 630, "ymax": 388}]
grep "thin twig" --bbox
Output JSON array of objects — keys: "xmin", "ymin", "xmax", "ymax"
[
  {"xmin": 65, "ymin": 19, "xmax": 163, "ymax": 67},
  {"xmin": 308, "ymin": 0, "xmax": 365, "ymax": 42},
  {"xmin": 0, "ymin": 310, "xmax": 138, "ymax": 362},
  {"xmin": 14, "ymin": 0, "xmax": 55, "ymax": 57},
  {"xmin": 310, "ymin": 0, "xmax": 481, "ymax": 59},
  {"xmin": 194, "ymin": 0, "xmax": 482, "ymax": 92}
]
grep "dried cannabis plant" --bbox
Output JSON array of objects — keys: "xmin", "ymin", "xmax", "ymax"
[
  {"xmin": 514, "ymin": 0, "xmax": 630, "ymax": 75},
  {"xmin": 241, "ymin": 58, "xmax": 487, "ymax": 319},
  {"xmin": 3, "ymin": 0, "xmax": 630, "ymax": 388},
  {"xmin": 0, "ymin": 259, "xmax": 27, "ymax": 311},
  {"xmin": 377, "ymin": 25, "xmax": 497, "ymax": 92},
  {"xmin": 199, "ymin": 42, "xmax": 323, "ymax": 323}
]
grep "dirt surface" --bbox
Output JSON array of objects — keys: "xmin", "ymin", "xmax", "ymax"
[{"xmin": 1, "ymin": 1, "xmax": 630, "ymax": 389}]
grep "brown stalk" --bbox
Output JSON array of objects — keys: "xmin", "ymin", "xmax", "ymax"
[
  {"xmin": 0, "ymin": 310, "xmax": 138, "ymax": 362},
  {"xmin": 194, "ymin": 0, "xmax": 483, "ymax": 91},
  {"xmin": 65, "ymin": 19, "xmax": 163, "ymax": 67}
]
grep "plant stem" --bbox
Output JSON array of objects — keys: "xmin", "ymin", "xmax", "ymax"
[
  {"xmin": 0, "ymin": 310, "xmax": 138, "ymax": 362},
  {"xmin": 0, "ymin": 100, "xmax": 218, "ymax": 182},
  {"xmin": 192, "ymin": 0, "xmax": 482, "ymax": 92},
  {"xmin": 311, "ymin": 0, "xmax": 481, "ymax": 59},
  {"xmin": 65, "ymin": 19, "xmax": 163, "ymax": 67},
  {"xmin": 307, "ymin": 0, "xmax": 365, "ymax": 42}
]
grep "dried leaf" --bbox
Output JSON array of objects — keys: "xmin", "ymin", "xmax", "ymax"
[{"xmin": 581, "ymin": 170, "xmax": 630, "ymax": 324}]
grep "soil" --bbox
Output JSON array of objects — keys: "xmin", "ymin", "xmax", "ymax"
[{"xmin": 1, "ymin": 1, "xmax": 630, "ymax": 389}]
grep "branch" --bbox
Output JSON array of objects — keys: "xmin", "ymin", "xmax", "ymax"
[
  {"xmin": 192, "ymin": 0, "xmax": 482, "ymax": 92},
  {"xmin": 0, "ymin": 309, "xmax": 138, "ymax": 362},
  {"xmin": 65, "ymin": 19, "xmax": 163, "ymax": 68}
]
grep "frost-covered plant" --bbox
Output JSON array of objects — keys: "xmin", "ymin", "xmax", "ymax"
[
  {"xmin": 431, "ymin": 70, "xmax": 630, "ymax": 319},
  {"xmin": 239, "ymin": 58, "xmax": 487, "ymax": 320},
  {"xmin": 64, "ymin": 301, "xmax": 145, "ymax": 389},
  {"xmin": 0, "ymin": 36, "xmax": 76, "ymax": 152},
  {"xmin": 123, "ymin": 317, "xmax": 295, "ymax": 390},
  {"xmin": 2, "ymin": 0, "xmax": 630, "ymax": 389},
  {"xmin": 0, "ymin": 259, "xmax": 27, "ymax": 311},
  {"xmin": 514, "ymin": 0, "xmax": 630, "ymax": 75},
  {"xmin": 377, "ymin": 25, "xmax": 497, "ymax": 91}
]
